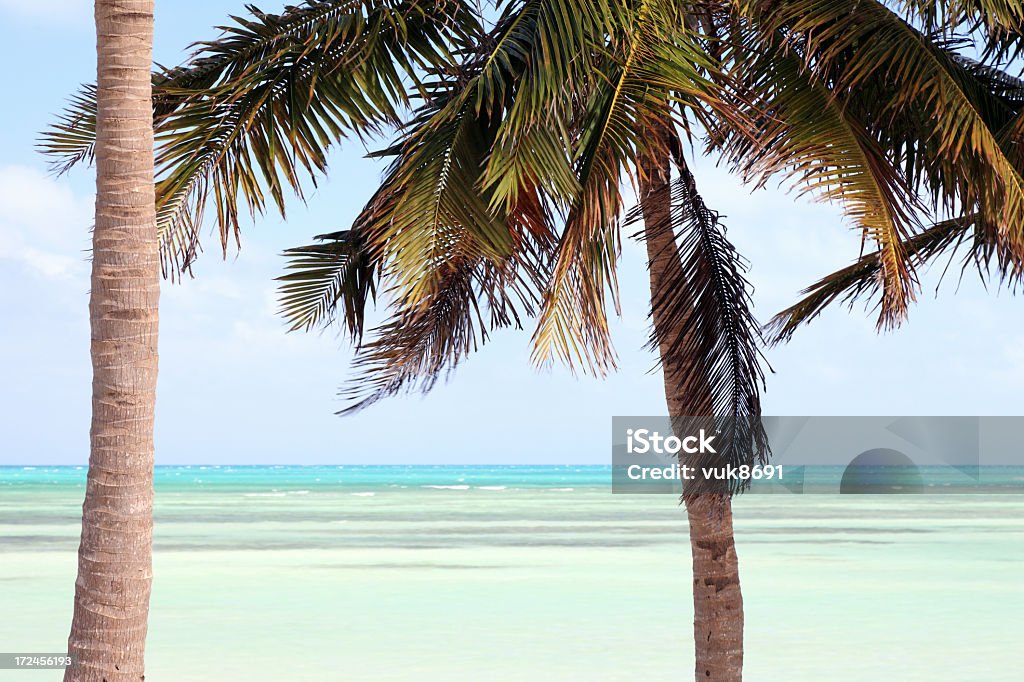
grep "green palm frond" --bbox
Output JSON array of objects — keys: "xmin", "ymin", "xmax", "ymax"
[
  {"xmin": 714, "ymin": 41, "xmax": 920, "ymax": 329},
  {"xmin": 276, "ymin": 179, "xmax": 551, "ymax": 413},
  {"xmin": 352, "ymin": 69, "xmax": 519, "ymax": 310},
  {"xmin": 479, "ymin": 0, "xmax": 616, "ymax": 210},
  {"xmin": 40, "ymin": 0, "xmax": 482, "ymax": 277},
  {"xmin": 767, "ymin": 216, "xmax": 978, "ymax": 343},
  {"xmin": 273, "ymin": 4, "xmax": 569, "ymax": 412},
  {"xmin": 41, "ymin": 2, "xmax": 412, "ymax": 175},
  {"xmin": 277, "ymin": 229, "xmax": 378, "ymax": 339},
  {"xmin": 530, "ymin": 0, "xmax": 725, "ymax": 373},
  {"xmin": 740, "ymin": 0, "xmax": 1024, "ymax": 271}
]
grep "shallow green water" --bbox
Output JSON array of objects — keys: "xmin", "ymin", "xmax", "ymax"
[{"xmin": 1, "ymin": 467, "xmax": 1022, "ymax": 681}]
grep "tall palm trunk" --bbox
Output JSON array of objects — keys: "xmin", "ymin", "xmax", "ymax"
[
  {"xmin": 65, "ymin": 2, "xmax": 159, "ymax": 681},
  {"xmin": 639, "ymin": 148, "xmax": 744, "ymax": 682}
]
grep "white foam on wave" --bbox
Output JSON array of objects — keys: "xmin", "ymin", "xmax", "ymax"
[
  {"xmin": 243, "ymin": 492, "xmax": 287, "ymax": 497},
  {"xmin": 476, "ymin": 486, "xmax": 507, "ymax": 491},
  {"xmin": 290, "ymin": 490, "xmax": 310, "ymax": 495},
  {"xmin": 351, "ymin": 492, "xmax": 376, "ymax": 497},
  {"xmin": 549, "ymin": 487, "xmax": 575, "ymax": 492},
  {"xmin": 423, "ymin": 485, "xmax": 470, "ymax": 490}
]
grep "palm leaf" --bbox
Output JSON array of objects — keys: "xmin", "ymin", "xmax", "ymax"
[
  {"xmin": 530, "ymin": 0, "xmax": 726, "ymax": 373},
  {"xmin": 769, "ymin": 210, "xmax": 1024, "ymax": 343},
  {"xmin": 338, "ymin": 250, "xmax": 543, "ymax": 413},
  {"xmin": 277, "ymin": 229, "xmax": 378, "ymax": 339},
  {"xmin": 625, "ymin": 160, "xmax": 769, "ymax": 496},
  {"xmin": 739, "ymin": 0, "xmax": 1024, "ymax": 275},
  {"xmin": 40, "ymin": 0, "xmax": 482, "ymax": 277},
  {"xmin": 713, "ymin": 38, "xmax": 920, "ymax": 328}
]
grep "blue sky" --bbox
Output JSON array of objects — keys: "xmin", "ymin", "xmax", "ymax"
[{"xmin": 1, "ymin": 1, "xmax": 1022, "ymax": 465}]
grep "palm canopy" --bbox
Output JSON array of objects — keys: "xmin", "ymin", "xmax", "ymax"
[{"xmin": 42, "ymin": 0, "xmax": 1024, "ymax": 413}]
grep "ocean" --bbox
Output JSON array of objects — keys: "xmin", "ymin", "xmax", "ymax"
[{"xmin": 1, "ymin": 466, "xmax": 1022, "ymax": 681}]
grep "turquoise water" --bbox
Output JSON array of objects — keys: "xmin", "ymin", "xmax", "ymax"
[{"xmin": 2, "ymin": 466, "xmax": 1023, "ymax": 680}]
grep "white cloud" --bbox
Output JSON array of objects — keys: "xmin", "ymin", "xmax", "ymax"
[{"xmin": 0, "ymin": 165, "xmax": 92, "ymax": 280}]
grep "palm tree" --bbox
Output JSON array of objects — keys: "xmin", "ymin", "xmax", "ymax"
[
  {"xmin": 43, "ymin": 2, "xmax": 1024, "ymax": 680},
  {"xmin": 62, "ymin": 1, "xmax": 159, "ymax": 680},
  {"xmin": 276, "ymin": 5, "xmax": 1024, "ymax": 679}
]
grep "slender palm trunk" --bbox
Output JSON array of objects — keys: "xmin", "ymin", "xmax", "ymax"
[
  {"xmin": 639, "ymin": 147, "xmax": 744, "ymax": 682},
  {"xmin": 65, "ymin": 2, "xmax": 158, "ymax": 681}
]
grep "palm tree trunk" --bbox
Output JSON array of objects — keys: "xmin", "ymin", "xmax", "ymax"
[
  {"xmin": 65, "ymin": 2, "xmax": 158, "ymax": 681},
  {"xmin": 639, "ymin": 147, "xmax": 744, "ymax": 682}
]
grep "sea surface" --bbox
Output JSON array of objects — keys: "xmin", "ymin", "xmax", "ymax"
[{"xmin": 1, "ymin": 466, "xmax": 1022, "ymax": 681}]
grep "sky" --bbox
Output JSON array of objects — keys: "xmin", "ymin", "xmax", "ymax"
[{"xmin": 1, "ymin": 1, "xmax": 1022, "ymax": 465}]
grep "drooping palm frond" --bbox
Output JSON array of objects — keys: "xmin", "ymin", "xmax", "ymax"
[
  {"xmin": 41, "ymin": 85, "xmax": 98, "ymax": 176},
  {"xmin": 337, "ymin": 249, "xmax": 543, "ymax": 413},
  {"xmin": 40, "ymin": 0, "xmax": 482, "ymax": 277},
  {"xmin": 717, "ymin": 0, "xmax": 1024, "ymax": 337},
  {"xmin": 358, "ymin": 89, "xmax": 523, "ymax": 313},
  {"xmin": 713, "ymin": 37, "xmax": 921, "ymax": 329},
  {"xmin": 275, "ymin": 10, "xmax": 561, "ymax": 411},
  {"xmin": 767, "ymin": 216, "xmax": 976, "ymax": 343},
  {"xmin": 336, "ymin": 92, "xmax": 553, "ymax": 412},
  {"xmin": 277, "ymin": 229, "xmax": 378, "ymax": 339},
  {"xmin": 625, "ymin": 159, "xmax": 769, "ymax": 496},
  {"xmin": 529, "ymin": 0, "xmax": 729, "ymax": 374},
  {"xmin": 278, "ymin": 171, "xmax": 552, "ymax": 412},
  {"xmin": 738, "ymin": 0, "xmax": 1024, "ymax": 271},
  {"xmin": 346, "ymin": 0, "xmax": 590, "ymax": 316},
  {"xmin": 276, "ymin": 172, "xmax": 551, "ymax": 412}
]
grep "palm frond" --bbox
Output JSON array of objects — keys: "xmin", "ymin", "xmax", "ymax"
[
  {"xmin": 529, "ymin": 0, "xmax": 719, "ymax": 373},
  {"xmin": 479, "ymin": 0, "xmax": 616, "ymax": 210},
  {"xmin": 40, "ymin": 85, "xmax": 98, "ymax": 175},
  {"xmin": 899, "ymin": 0, "xmax": 1024, "ymax": 61},
  {"xmin": 739, "ymin": 0, "xmax": 1024, "ymax": 277},
  {"xmin": 40, "ymin": 0, "xmax": 481, "ymax": 277},
  {"xmin": 713, "ymin": 40, "xmax": 920, "ymax": 328},
  {"xmin": 767, "ymin": 216, "xmax": 975, "ymax": 343},
  {"xmin": 339, "ymin": 248, "xmax": 544, "ymax": 413},
  {"xmin": 625, "ymin": 161, "xmax": 769, "ymax": 496},
  {"xmin": 277, "ymin": 229, "xmax": 378, "ymax": 339},
  {"xmin": 353, "ymin": 79, "xmax": 519, "ymax": 312},
  {"xmin": 275, "ymin": 21, "xmax": 561, "ymax": 409}
]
